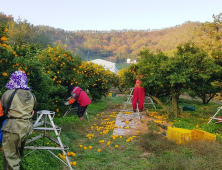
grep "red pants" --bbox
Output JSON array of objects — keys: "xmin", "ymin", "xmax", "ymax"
[{"xmin": 132, "ymin": 87, "xmax": 145, "ymax": 111}]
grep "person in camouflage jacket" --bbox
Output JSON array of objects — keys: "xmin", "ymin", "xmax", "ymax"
[{"xmin": 1, "ymin": 71, "xmax": 36, "ymax": 170}]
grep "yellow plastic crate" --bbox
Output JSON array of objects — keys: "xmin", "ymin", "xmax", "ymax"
[
  {"xmin": 192, "ymin": 129, "xmax": 216, "ymax": 142},
  {"xmin": 167, "ymin": 127, "xmax": 192, "ymax": 144},
  {"xmin": 108, "ymin": 93, "xmax": 112, "ymax": 97}
]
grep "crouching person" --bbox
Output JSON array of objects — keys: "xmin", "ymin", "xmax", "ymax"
[
  {"xmin": 1, "ymin": 71, "xmax": 36, "ymax": 170},
  {"xmin": 65, "ymin": 86, "xmax": 91, "ymax": 121}
]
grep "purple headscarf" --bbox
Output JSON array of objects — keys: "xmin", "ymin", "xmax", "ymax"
[{"xmin": 5, "ymin": 71, "xmax": 31, "ymax": 91}]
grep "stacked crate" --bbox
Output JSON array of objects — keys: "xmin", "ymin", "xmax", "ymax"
[
  {"xmin": 192, "ymin": 129, "xmax": 216, "ymax": 142},
  {"xmin": 167, "ymin": 127, "xmax": 192, "ymax": 144},
  {"xmin": 167, "ymin": 127, "xmax": 216, "ymax": 144}
]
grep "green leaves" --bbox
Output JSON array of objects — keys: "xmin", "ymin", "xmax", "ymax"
[
  {"xmin": 192, "ymin": 12, "xmax": 222, "ymax": 56},
  {"xmin": 124, "ymin": 43, "xmax": 222, "ymax": 117}
]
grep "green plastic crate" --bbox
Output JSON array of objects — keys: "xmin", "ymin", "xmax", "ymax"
[
  {"xmin": 112, "ymin": 93, "xmax": 116, "ymax": 97},
  {"xmin": 183, "ymin": 105, "xmax": 195, "ymax": 111}
]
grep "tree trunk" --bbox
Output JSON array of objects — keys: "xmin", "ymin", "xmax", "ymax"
[
  {"xmin": 170, "ymin": 86, "xmax": 180, "ymax": 118},
  {"xmin": 202, "ymin": 92, "xmax": 216, "ymax": 104},
  {"xmin": 117, "ymin": 85, "xmax": 123, "ymax": 92}
]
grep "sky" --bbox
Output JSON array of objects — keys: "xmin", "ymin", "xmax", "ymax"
[{"xmin": 1, "ymin": 0, "xmax": 222, "ymax": 31}]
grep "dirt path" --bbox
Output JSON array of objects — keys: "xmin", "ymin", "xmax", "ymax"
[
  {"xmin": 113, "ymin": 111, "xmax": 171, "ymax": 136},
  {"xmin": 116, "ymin": 94, "xmax": 125, "ymax": 97}
]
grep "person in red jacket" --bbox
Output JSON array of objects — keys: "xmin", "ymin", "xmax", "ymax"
[
  {"xmin": 132, "ymin": 75, "xmax": 145, "ymax": 112},
  {"xmin": 64, "ymin": 86, "xmax": 92, "ymax": 121}
]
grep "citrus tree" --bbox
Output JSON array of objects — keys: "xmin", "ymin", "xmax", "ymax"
[
  {"xmin": 192, "ymin": 12, "xmax": 222, "ymax": 55},
  {"xmin": 0, "ymin": 22, "xmax": 16, "ymax": 94},
  {"xmin": 12, "ymin": 43, "xmax": 56, "ymax": 111},
  {"xmin": 39, "ymin": 45, "xmax": 83, "ymax": 113},
  {"xmin": 137, "ymin": 44, "xmax": 220, "ymax": 117},
  {"xmin": 123, "ymin": 64, "xmax": 139, "ymax": 88},
  {"xmin": 79, "ymin": 61, "xmax": 116, "ymax": 101},
  {"xmin": 177, "ymin": 43, "xmax": 222, "ymax": 104},
  {"xmin": 115, "ymin": 68, "xmax": 128, "ymax": 92}
]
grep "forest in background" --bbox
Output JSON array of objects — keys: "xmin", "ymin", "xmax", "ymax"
[{"xmin": 0, "ymin": 12, "xmax": 201, "ymax": 63}]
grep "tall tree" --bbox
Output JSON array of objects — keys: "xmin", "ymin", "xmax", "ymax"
[
  {"xmin": 192, "ymin": 12, "xmax": 222, "ymax": 55},
  {"xmin": 137, "ymin": 44, "xmax": 221, "ymax": 117}
]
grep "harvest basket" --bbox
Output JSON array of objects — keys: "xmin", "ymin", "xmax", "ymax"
[
  {"xmin": 167, "ymin": 127, "xmax": 192, "ymax": 144},
  {"xmin": 192, "ymin": 129, "xmax": 216, "ymax": 142}
]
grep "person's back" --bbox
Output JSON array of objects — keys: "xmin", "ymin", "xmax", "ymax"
[
  {"xmin": 0, "ymin": 71, "xmax": 36, "ymax": 170},
  {"xmin": 72, "ymin": 87, "xmax": 91, "ymax": 107},
  {"xmin": 1, "ymin": 89, "xmax": 35, "ymax": 133},
  {"xmin": 65, "ymin": 86, "xmax": 92, "ymax": 121},
  {"xmin": 132, "ymin": 75, "xmax": 145, "ymax": 112},
  {"xmin": 135, "ymin": 75, "xmax": 143, "ymax": 87}
]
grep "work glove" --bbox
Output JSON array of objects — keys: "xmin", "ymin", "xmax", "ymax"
[
  {"xmin": 66, "ymin": 97, "xmax": 71, "ymax": 101},
  {"xmin": 64, "ymin": 102, "xmax": 69, "ymax": 106}
]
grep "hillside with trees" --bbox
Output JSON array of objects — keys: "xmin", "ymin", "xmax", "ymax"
[{"xmin": 1, "ymin": 12, "xmax": 201, "ymax": 62}]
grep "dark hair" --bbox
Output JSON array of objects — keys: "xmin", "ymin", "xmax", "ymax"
[{"xmin": 68, "ymin": 85, "xmax": 75, "ymax": 93}]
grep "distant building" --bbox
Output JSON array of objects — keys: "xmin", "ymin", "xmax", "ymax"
[
  {"xmin": 126, "ymin": 58, "xmax": 137, "ymax": 64},
  {"xmin": 91, "ymin": 59, "xmax": 119, "ymax": 74}
]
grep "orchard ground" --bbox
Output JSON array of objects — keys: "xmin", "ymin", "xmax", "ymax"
[{"xmin": 1, "ymin": 91, "xmax": 222, "ymax": 169}]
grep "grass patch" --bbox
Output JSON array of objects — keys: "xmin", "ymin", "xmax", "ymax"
[
  {"xmin": 0, "ymin": 97, "xmax": 127, "ymax": 170},
  {"xmin": 138, "ymin": 133, "xmax": 222, "ymax": 170},
  {"xmin": 2, "ymin": 96, "xmax": 222, "ymax": 170}
]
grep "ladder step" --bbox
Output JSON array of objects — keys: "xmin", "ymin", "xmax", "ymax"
[
  {"xmin": 24, "ymin": 146, "xmax": 68, "ymax": 150},
  {"xmin": 46, "ymin": 121, "xmax": 61, "ymax": 128},
  {"xmin": 46, "ymin": 135, "xmax": 68, "ymax": 148},
  {"xmin": 34, "ymin": 127, "xmax": 61, "ymax": 131},
  {"xmin": 26, "ymin": 134, "xmax": 43, "ymax": 144},
  {"xmin": 25, "ymin": 134, "xmax": 68, "ymax": 149}
]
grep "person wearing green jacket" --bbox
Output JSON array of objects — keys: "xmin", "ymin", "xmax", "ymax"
[{"xmin": 0, "ymin": 71, "xmax": 36, "ymax": 170}]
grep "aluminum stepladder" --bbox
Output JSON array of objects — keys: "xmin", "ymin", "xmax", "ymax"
[
  {"xmin": 120, "ymin": 88, "xmax": 139, "ymax": 118},
  {"xmin": 24, "ymin": 110, "xmax": 73, "ymax": 170},
  {"xmin": 144, "ymin": 93, "xmax": 156, "ymax": 110},
  {"xmin": 208, "ymin": 106, "xmax": 222, "ymax": 124},
  {"xmin": 63, "ymin": 104, "xmax": 90, "ymax": 122},
  {"xmin": 63, "ymin": 104, "xmax": 78, "ymax": 117}
]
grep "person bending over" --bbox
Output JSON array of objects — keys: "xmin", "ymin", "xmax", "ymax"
[{"xmin": 65, "ymin": 86, "xmax": 91, "ymax": 121}]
